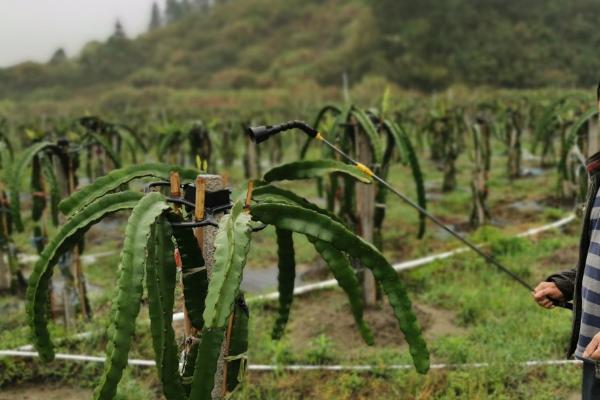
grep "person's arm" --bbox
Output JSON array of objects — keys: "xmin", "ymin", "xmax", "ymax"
[{"xmin": 532, "ymin": 267, "xmax": 575, "ymax": 309}]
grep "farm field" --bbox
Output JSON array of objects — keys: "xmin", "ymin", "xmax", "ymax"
[
  {"xmin": 3, "ymin": 1, "xmax": 600, "ymax": 399},
  {"xmin": 0, "ymin": 108, "xmax": 590, "ymax": 398}
]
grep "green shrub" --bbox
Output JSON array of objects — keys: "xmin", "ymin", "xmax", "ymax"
[
  {"xmin": 209, "ymin": 68, "xmax": 258, "ymax": 89},
  {"xmin": 306, "ymin": 334, "xmax": 334, "ymax": 365},
  {"xmin": 490, "ymin": 237, "xmax": 530, "ymax": 257},
  {"xmin": 127, "ymin": 68, "xmax": 162, "ymax": 88},
  {"xmin": 433, "ymin": 336, "xmax": 471, "ymax": 364}
]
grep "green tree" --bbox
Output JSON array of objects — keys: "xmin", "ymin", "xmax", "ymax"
[
  {"xmin": 165, "ymin": 0, "xmax": 183, "ymax": 22},
  {"xmin": 112, "ymin": 20, "xmax": 126, "ymax": 40},
  {"xmin": 195, "ymin": 0, "xmax": 211, "ymax": 11},
  {"xmin": 368, "ymin": 0, "xmax": 600, "ymax": 89},
  {"xmin": 49, "ymin": 48, "xmax": 67, "ymax": 64},
  {"xmin": 181, "ymin": 0, "xmax": 192, "ymax": 13},
  {"xmin": 148, "ymin": 2, "xmax": 162, "ymax": 31}
]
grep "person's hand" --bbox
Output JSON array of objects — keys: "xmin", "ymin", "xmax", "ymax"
[
  {"xmin": 532, "ymin": 281, "xmax": 565, "ymax": 309},
  {"xmin": 584, "ymin": 332, "xmax": 600, "ymax": 360}
]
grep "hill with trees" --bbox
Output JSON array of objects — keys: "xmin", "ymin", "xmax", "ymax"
[{"xmin": 1, "ymin": 0, "xmax": 599, "ymax": 106}]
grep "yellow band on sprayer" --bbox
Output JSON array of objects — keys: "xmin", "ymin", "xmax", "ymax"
[
  {"xmin": 315, "ymin": 132, "xmax": 324, "ymax": 141},
  {"xmin": 355, "ymin": 162, "xmax": 375, "ymax": 177}
]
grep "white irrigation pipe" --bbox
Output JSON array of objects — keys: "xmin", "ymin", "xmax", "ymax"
[
  {"xmin": 171, "ymin": 214, "xmax": 576, "ymax": 321},
  {"xmin": 248, "ymin": 359, "xmax": 583, "ymax": 371},
  {"xmin": 0, "ymin": 350, "xmax": 154, "ymax": 367},
  {"xmin": 515, "ymin": 214, "xmax": 576, "ymax": 238},
  {"xmin": 0, "ymin": 350, "xmax": 582, "ymax": 371}
]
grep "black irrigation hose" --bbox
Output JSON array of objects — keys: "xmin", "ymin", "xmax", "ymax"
[{"xmin": 246, "ymin": 122, "xmax": 573, "ymax": 310}]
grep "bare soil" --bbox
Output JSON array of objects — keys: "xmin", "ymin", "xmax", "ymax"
[
  {"xmin": 536, "ymin": 243, "xmax": 579, "ymax": 277},
  {"xmin": 0, "ymin": 385, "xmax": 91, "ymax": 400},
  {"xmin": 284, "ymin": 290, "xmax": 463, "ymax": 358},
  {"xmin": 491, "ymin": 197, "xmax": 544, "ymax": 226}
]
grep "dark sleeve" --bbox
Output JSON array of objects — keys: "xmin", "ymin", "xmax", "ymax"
[{"xmin": 546, "ymin": 268, "xmax": 576, "ymax": 302}]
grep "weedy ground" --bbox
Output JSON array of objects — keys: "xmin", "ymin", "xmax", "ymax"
[{"xmin": 0, "ymin": 137, "xmax": 584, "ymax": 399}]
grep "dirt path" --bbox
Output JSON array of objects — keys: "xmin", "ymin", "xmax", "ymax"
[{"xmin": 0, "ymin": 385, "xmax": 91, "ymax": 400}]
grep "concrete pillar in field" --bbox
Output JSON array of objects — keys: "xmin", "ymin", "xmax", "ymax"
[
  {"xmin": 191, "ymin": 174, "xmax": 231, "ymax": 400},
  {"xmin": 0, "ymin": 186, "xmax": 11, "ymax": 291},
  {"xmin": 355, "ymin": 126, "xmax": 377, "ymax": 306},
  {"xmin": 0, "ymin": 249, "xmax": 10, "ymax": 291},
  {"xmin": 507, "ymin": 119, "xmax": 521, "ymax": 178},
  {"xmin": 53, "ymin": 151, "xmax": 78, "ymax": 325}
]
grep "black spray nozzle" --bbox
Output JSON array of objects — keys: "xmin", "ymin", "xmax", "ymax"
[{"xmin": 246, "ymin": 120, "xmax": 318, "ymax": 144}]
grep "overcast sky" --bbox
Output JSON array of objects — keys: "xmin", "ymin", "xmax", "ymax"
[{"xmin": 0, "ymin": 0, "xmax": 165, "ymax": 67}]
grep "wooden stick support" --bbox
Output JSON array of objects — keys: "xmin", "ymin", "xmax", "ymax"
[
  {"xmin": 244, "ymin": 180, "xmax": 254, "ymax": 211},
  {"xmin": 170, "ymin": 172, "xmax": 181, "ymax": 197},
  {"xmin": 169, "ymin": 172, "xmax": 182, "ymax": 214},
  {"xmin": 195, "ymin": 177, "xmax": 206, "ymax": 221}
]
